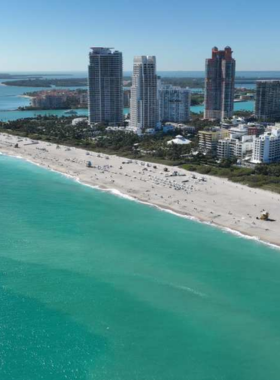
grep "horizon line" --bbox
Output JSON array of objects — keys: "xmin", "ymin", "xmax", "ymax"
[{"xmin": 2, "ymin": 69, "xmax": 280, "ymax": 73}]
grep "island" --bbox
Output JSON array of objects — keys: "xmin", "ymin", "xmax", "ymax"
[
  {"xmin": 2, "ymin": 78, "xmax": 88, "ymax": 88},
  {"xmin": 18, "ymin": 89, "xmax": 88, "ymax": 110}
]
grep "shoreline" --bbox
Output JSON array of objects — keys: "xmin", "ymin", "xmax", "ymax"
[
  {"xmin": 1, "ymin": 133, "xmax": 280, "ymax": 249},
  {"xmin": 4, "ymin": 150, "xmax": 280, "ymax": 251},
  {"xmin": 18, "ymin": 94, "xmax": 33, "ymax": 99}
]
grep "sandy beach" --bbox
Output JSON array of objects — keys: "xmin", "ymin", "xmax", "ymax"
[
  {"xmin": 1, "ymin": 132, "xmax": 280, "ymax": 247},
  {"xmin": 18, "ymin": 94, "xmax": 33, "ymax": 99}
]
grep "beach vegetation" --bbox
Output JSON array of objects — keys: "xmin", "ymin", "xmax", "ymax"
[
  {"xmin": 181, "ymin": 162, "xmax": 280, "ymax": 193},
  {"xmin": 1, "ymin": 115, "xmax": 280, "ymax": 193}
]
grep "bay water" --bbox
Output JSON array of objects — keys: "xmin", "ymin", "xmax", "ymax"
[{"xmin": 2, "ymin": 71, "xmax": 278, "ymax": 121}]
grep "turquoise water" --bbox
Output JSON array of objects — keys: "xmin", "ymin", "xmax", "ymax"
[
  {"xmin": 0, "ymin": 108, "xmax": 129, "ymax": 122},
  {"xmin": 0, "ymin": 79, "xmax": 128, "ymax": 121},
  {"xmin": 0, "ymin": 79, "xmax": 88, "ymax": 121},
  {"xmin": 2, "ymin": 71, "xmax": 280, "ymax": 121},
  {"xmin": 0, "ymin": 104, "xmax": 253, "ymax": 121},
  {"xmin": 191, "ymin": 100, "xmax": 255, "ymax": 114},
  {"xmin": 0, "ymin": 108, "xmax": 88, "ymax": 121},
  {"xmin": 1, "ymin": 154, "xmax": 280, "ymax": 380},
  {"xmin": 0, "ymin": 80, "xmax": 87, "ymax": 110},
  {"xmin": 0, "ymin": 75, "xmax": 255, "ymax": 121}
]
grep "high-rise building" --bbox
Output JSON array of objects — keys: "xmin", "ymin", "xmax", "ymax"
[
  {"xmin": 88, "ymin": 47, "xmax": 123, "ymax": 125},
  {"xmin": 130, "ymin": 56, "xmax": 158, "ymax": 134},
  {"xmin": 255, "ymin": 80, "xmax": 280, "ymax": 122},
  {"xmin": 159, "ymin": 85, "xmax": 191, "ymax": 123},
  {"xmin": 204, "ymin": 47, "xmax": 236, "ymax": 121}
]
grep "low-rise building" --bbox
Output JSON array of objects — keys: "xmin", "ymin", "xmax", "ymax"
[
  {"xmin": 167, "ymin": 135, "xmax": 191, "ymax": 145},
  {"xmin": 163, "ymin": 123, "xmax": 195, "ymax": 133},
  {"xmin": 239, "ymin": 93, "xmax": 254, "ymax": 101},
  {"xmin": 72, "ymin": 118, "xmax": 88, "ymax": 126},
  {"xmin": 247, "ymin": 124, "xmax": 265, "ymax": 136},
  {"xmin": 106, "ymin": 126, "xmax": 139, "ymax": 134},
  {"xmin": 229, "ymin": 124, "xmax": 249, "ymax": 139},
  {"xmin": 162, "ymin": 125, "xmax": 176, "ymax": 133},
  {"xmin": 217, "ymin": 135, "xmax": 253, "ymax": 160},
  {"xmin": 223, "ymin": 122, "xmax": 264, "ymax": 137},
  {"xmin": 198, "ymin": 128, "xmax": 229, "ymax": 155}
]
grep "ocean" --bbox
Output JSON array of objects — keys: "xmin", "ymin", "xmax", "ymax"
[
  {"xmin": 2, "ymin": 71, "xmax": 280, "ymax": 121},
  {"xmin": 1, "ymin": 154, "xmax": 280, "ymax": 380}
]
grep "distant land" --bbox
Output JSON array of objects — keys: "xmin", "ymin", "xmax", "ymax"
[
  {"xmin": 2, "ymin": 71, "xmax": 280, "ymax": 89},
  {"xmin": 2, "ymin": 70, "xmax": 280, "ymax": 77},
  {"xmin": 2, "ymin": 78, "xmax": 88, "ymax": 88},
  {"xmin": 0, "ymin": 73, "xmax": 71, "ymax": 80},
  {"xmin": 4, "ymin": 76, "xmax": 280, "ymax": 89}
]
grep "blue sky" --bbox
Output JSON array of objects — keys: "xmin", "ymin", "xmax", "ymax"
[{"xmin": 1, "ymin": 0, "xmax": 280, "ymax": 72}]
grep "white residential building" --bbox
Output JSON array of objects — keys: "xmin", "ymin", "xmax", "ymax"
[
  {"xmin": 159, "ymin": 85, "xmax": 191, "ymax": 123},
  {"xmin": 229, "ymin": 124, "xmax": 249, "ymax": 139},
  {"xmin": 221, "ymin": 117, "xmax": 246, "ymax": 128},
  {"xmin": 252, "ymin": 125, "xmax": 280, "ymax": 163},
  {"xmin": 72, "ymin": 118, "xmax": 88, "ymax": 126},
  {"xmin": 130, "ymin": 56, "xmax": 158, "ymax": 134},
  {"xmin": 167, "ymin": 135, "xmax": 192, "ymax": 145},
  {"xmin": 163, "ymin": 123, "xmax": 195, "ymax": 134},
  {"xmin": 217, "ymin": 135, "xmax": 253, "ymax": 160}
]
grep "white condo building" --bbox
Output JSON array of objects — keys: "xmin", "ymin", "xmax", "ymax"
[
  {"xmin": 159, "ymin": 85, "xmax": 191, "ymax": 123},
  {"xmin": 252, "ymin": 125, "xmax": 280, "ymax": 163},
  {"xmin": 217, "ymin": 136, "xmax": 253, "ymax": 160},
  {"xmin": 88, "ymin": 47, "xmax": 123, "ymax": 125},
  {"xmin": 130, "ymin": 56, "xmax": 158, "ymax": 134}
]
